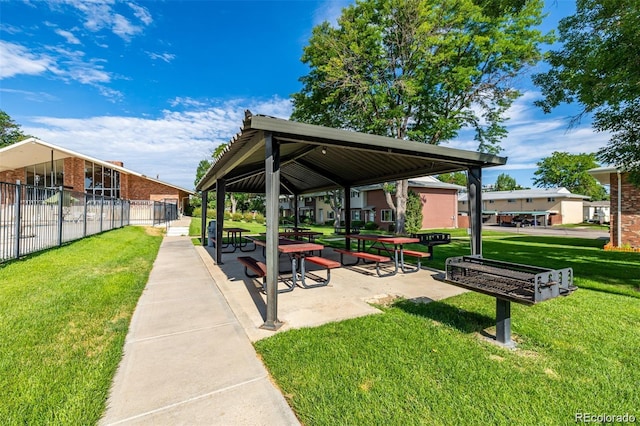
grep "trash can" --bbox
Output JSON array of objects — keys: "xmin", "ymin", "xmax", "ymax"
[{"xmin": 207, "ymin": 220, "xmax": 216, "ymax": 247}]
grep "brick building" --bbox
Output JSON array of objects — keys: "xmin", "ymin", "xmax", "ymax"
[
  {"xmin": 589, "ymin": 166, "xmax": 640, "ymax": 248},
  {"xmin": 0, "ymin": 138, "xmax": 193, "ymax": 212},
  {"xmin": 280, "ymin": 176, "xmax": 462, "ymax": 229}
]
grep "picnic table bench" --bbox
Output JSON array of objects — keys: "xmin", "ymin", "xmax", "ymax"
[
  {"xmin": 412, "ymin": 232, "xmax": 451, "ymax": 260},
  {"xmin": 333, "ymin": 248, "xmax": 395, "ymax": 277}
]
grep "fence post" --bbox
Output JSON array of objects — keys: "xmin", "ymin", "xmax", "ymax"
[
  {"xmin": 83, "ymin": 193, "xmax": 88, "ymax": 237},
  {"xmin": 58, "ymin": 186, "xmax": 64, "ymax": 246},
  {"xmin": 100, "ymin": 196, "xmax": 104, "ymax": 232},
  {"xmin": 14, "ymin": 180, "xmax": 22, "ymax": 259}
]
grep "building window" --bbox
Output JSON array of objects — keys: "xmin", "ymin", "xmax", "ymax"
[
  {"xmin": 85, "ymin": 161, "xmax": 120, "ymax": 199},
  {"xmin": 548, "ymin": 197, "xmax": 556, "ymax": 202},
  {"xmin": 507, "ymin": 199, "xmax": 516, "ymax": 203},
  {"xmin": 351, "ymin": 210, "xmax": 361, "ymax": 221},
  {"xmin": 525, "ymin": 198, "xmax": 533, "ymax": 203},
  {"xmin": 350, "ymin": 190, "xmax": 360, "ymax": 198},
  {"xmin": 461, "ymin": 201, "xmax": 466, "ymax": 205},
  {"xmin": 381, "ymin": 209, "xmax": 395, "ymax": 222},
  {"xmin": 327, "ymin": 210, "xmax": 335, "ymax": 220},
  {"xmin": 25, "ymin": 159, "xmax": 64, "ymax": 188},
  {"xmin": 488, "ymin": 200, "xmax": 495, "ymax": 204}
]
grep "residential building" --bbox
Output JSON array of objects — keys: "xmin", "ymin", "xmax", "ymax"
[
  {"xmin": 0, "ymin": 138, "xmax": 193, "ymax": 213},
  {"xmin": 280, "ymin": 176, "xmax": 462, "ymax": 230},
  {"xmin": 588, "ymin": 166, "xmax": 639, "ymax": 248},
  {"xmin": 458, "ymin": 187, "xmax": 589, "ymax": 226},
  {"xmin": 583, "ymin": 201, "xmax": 610, "ymax": 223}
]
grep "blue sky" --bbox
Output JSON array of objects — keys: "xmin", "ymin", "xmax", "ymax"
[{"xmin": 0, "ymin": 0, "xmax": 609, "ymax": 191}]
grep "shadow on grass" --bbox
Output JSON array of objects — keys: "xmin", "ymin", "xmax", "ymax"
[{"xmin": 392, "ymin": 298, "xmax": 494, "ymax": 334}]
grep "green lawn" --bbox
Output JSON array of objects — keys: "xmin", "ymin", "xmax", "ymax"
[
  {"xmin": 0, "ymin": 226, "xmax": 163, "ymax": 425},
  {"xmin": 255, "ymin": 233, "xmax": 640, "ymax": 425}
]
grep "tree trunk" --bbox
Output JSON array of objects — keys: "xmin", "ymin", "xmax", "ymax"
[
  {"xmin": 230, "ymin": 195, "xmax": 237, "ymax": 214},
  {"xmin": 395, "ymin": 179, "xmax": 408, "ymax": 235}
]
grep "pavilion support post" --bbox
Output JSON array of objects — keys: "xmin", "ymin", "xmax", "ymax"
[
  {"xmin": 467, "ymin": 166, "xmax": 482, "ymax": 256},
  {"xmin": 216, "ymin": 180, "xmax": 225, "ymax": 265},
  {"xmin": 201, "ymin": 190, "xmax": 208, "ymax": 246},
  {"xmin": 293, "ymin": 194, "xmax": 299, "ymax": 229},
  {"xmin": 344, "ymin": 185, "xmax": 351, "ymax": 249},
  {"xmin": 262, "ymin": 131, "xmax": 283, "ymax": 330}
]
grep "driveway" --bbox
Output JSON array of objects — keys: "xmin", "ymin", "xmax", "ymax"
[{"xmin": 485, "ymin": 224, "xmax": 609, "ymax": 240}]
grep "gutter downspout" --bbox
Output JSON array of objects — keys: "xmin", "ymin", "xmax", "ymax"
[{"xmin": 617, "ymin": 171, "xmax": 622, "ymax": 247}]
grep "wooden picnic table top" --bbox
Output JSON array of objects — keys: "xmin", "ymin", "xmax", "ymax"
[
  {"xmin": 223, "ymin": 227, "xmax": 251, "ymax": 233},
  {"xmin": 245, "ymin": 236, "xmax": 324, "ymax": 253}
]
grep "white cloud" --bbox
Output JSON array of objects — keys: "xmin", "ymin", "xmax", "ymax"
[
  {"xmin": 313, "ymin": 0, "xmax": 353, "ymax": 27},
  {"xmin": 128, "ymin": 2, "xmax": 153, "ymax": 26},
  {"xmin": 111, "ymin": 13, "xmax": 142, "ymax": 41},
  {"xmin": 55, "ymin": 29, "xmax": 81, "ymax": 44},
  {"xmin": 21, "ymin": 97, "xmax": 293, "ymax": 189},
  {"xmin": 446, "ymin": 89, "xmax": 611, "ymax": 187},
  {"xmin": 147, "ymin": 51, "xmax": 175, "ymax": 63},
  {"xmin": 58, "ymin": 0, "xmax": 151, "ymax": 41},
  {"xmin": 0, "ymin": 87, "xmax": 58, "ymax": 102},
  {"xmin": 0, "ymin": 41, "xmax": 52, "ymax": 78}
]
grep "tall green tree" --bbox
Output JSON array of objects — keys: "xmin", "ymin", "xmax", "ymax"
[
  {"xmin": 494, "ymin": 173, "xmax": 523, "ymax": 191},
  {"xmin": 1, "ymin": 110, "xmax": 30, "ymax": 148},
  {"xmin": 533, "ymin": 152, "xmax": 608, "ymax": 200},
  {"xmin": 291, "ymin": 0, "xmax": 550, "ymax": 233},
  {"xmin": 437, "ymin": 172, "xmax": 467, "ymax": 187},
  {"xmin": 532, "ymin": 0, "xmax": 640, "ymax": 183},
  {"xmin": 405, "ymin": 190, "xmax": 423, "ymax": 235}
]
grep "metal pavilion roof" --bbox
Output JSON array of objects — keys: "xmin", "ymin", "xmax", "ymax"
[
  {"xmin": 196, "ymin": 112, "xmax": 507, "ymax": 194},
  {"xmin": 198, "ymin": 111, "xmax": 507, "ymax": 331}
]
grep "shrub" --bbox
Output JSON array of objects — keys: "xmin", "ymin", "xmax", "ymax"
[
  {"xmin": 224, "ymin": 211, "xmax": 232, "ymax": 220},
  {"xmin": 255, "ymin": 213, "xmax": 265, "ymax": 224},
  {"xmin": 231, "ymin": 212, "xmax": 243, "ymax": 222},
  {"xmin": 243, "ymin": 212, "xmax": 254, "ymax": 222},
  {"xmin": 364, "ymin": 221, "xmax": 379, "ymax": 230},
  {"xmin": 191, "ymin": 207, "xmax": 216, "ymax": 218}
]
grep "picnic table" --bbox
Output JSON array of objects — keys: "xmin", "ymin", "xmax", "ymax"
[
  {"xmin": 241, "ymin": 236, "xmax": 337, "ymax": 291},
  {"xmin": 261, "ymin": 230, "xmax": 323, "ymax": 242},
  {"xmin": 342, "ymin": 234, "xmax": 428, "ymax": 274},
  {"xmin": 219, "ymin": 227, "xmax": 254, "ymax": 253}
]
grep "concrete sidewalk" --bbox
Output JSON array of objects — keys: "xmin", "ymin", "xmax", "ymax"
[{"xmin": 100, "ymin": 235, "xmax": 299, "ymax": 425}]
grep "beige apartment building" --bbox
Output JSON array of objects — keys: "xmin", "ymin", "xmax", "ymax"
[{"xmin": 458, "ymin": 187, "xmax": 589, "ymax": 226}]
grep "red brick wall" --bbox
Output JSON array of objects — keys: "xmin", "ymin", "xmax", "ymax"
[
  {"xmin": 125, "ymin": 174, "xmax": 190, "ymax": 211},
  {"xmin": 365, "ymin": 187, "xmax": 459, "ymax": 230},
  {"xmin": 0, "ymin": 169, "xmax": 26, "ymax": 184},
  {"xmin": 413, "ymin": 187, "xmax": 458, "ymax": 229},
  {"xmin": 63, "ymin": 157, "xmax": 85, "ymax": 191},
  {"xmin": 610, "ymin": 172, "xmax": 640, "ymax": 248}
]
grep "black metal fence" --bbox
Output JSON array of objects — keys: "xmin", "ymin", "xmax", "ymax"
[
  {"xmin": 129, "ymin": 200, "xmax": 178, "ymax": 226},
  {"xmin": 0, "ymin": 181, "xmax": 176, "ymax": 263}
]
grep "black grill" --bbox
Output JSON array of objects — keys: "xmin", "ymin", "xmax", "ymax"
[{"xmin": 443, "ymin": 255, "xmax": 576, "ymax": 346}]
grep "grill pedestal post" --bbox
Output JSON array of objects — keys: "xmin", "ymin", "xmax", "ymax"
[{"xmin": 496, "ymin": 298, "xmax": 512, "ymax": 346}]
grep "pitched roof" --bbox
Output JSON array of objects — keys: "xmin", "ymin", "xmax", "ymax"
[
  {"xmin": 458, "ymin": 187, "xmax": 589, "ymax": 202},
  {"xmin": 588, "ymin": 166, "xmax": 620, "ymax": 185},
  {"xmin": 196, "ymin": 112, "xmax": 506, "ymax": 194},
  {"xmin": 355, "ymin": 175, "xmax": 464, "ymax": 192},
  {"xmin": 0, "ymin": 138, "xmax": 194, "ymax": 194}
]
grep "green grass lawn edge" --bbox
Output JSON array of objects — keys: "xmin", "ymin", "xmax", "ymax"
[{"xmin": 0, "ymin": 226, "xmax": 163, "ymax": 425}]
